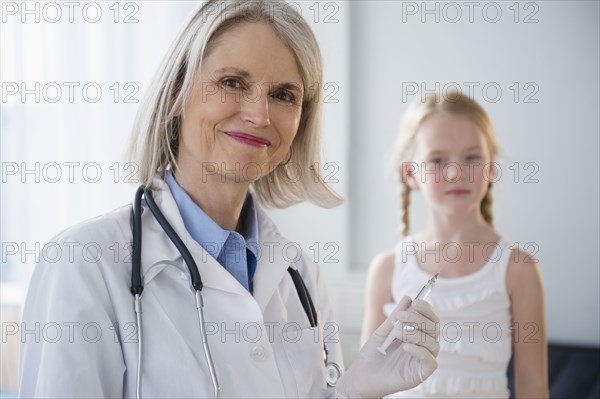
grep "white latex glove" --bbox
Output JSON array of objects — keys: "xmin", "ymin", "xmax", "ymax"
[{"xmin": 336, "ymin": 296, "xmax": 440, "ymax": 399}]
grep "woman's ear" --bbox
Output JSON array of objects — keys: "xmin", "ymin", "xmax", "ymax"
[{"xmin": 401, "ymin": 162, "xmax": 420, "ymax": 190}]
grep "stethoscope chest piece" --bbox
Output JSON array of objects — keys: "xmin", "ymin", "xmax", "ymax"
[{"xmin": 326, "ymin": 362, "xmax": 342, "ymax": 387}]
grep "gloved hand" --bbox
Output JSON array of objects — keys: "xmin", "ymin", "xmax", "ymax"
[{"xmin": 336, "ymin": 296, "xmax": 440, "ymax": 399}]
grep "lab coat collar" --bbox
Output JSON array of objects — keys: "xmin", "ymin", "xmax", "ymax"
[{"xmin": 139, "ymin": 178, "xmax": 294, "ymax": 310}]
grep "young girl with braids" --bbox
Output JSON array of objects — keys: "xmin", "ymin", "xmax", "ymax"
[{"xmin": 361, "ymin": 92, "xmax": 548, "ymax": 398}]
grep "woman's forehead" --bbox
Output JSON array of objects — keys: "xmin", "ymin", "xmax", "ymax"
[{"xmin": 202, "ymin": 21, "xmax": 302, "ymax": 86}]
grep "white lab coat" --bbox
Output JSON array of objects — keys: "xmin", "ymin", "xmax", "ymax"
[{"xmin": 19, "ymin": 178, "xmax": 344, "ymax": 398}]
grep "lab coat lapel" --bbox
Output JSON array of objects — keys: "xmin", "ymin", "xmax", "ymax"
[
  {"xmin": 252, "ymin": 205, "xmax": 294, "ymax": 313},
  {"xmin": 141, "ymin": 178, "xmax": 251, "ymax": 298}
]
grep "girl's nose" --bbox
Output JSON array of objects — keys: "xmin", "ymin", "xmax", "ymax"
[{"xmin": 444, "ymin": 162, "xmax": 464, "ymax": 182}]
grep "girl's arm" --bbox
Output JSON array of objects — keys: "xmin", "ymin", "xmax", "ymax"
[
  {"xmin": 360, "ymin": 250, "xmax": 395, "ymax": 347},
  {"xmin": 507, "ymin": 249, "xmax": 549, "ymax": 398}
]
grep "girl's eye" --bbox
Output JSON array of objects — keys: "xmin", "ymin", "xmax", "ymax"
[
  {"xmin": 465, "ymin": 154, "xmax": 481, "ymax": 162},
  {"xmin": 429, "ymin": 157, "xmax": 444, "ymax": 165},
  {"xmin": 221, "ymin": 78, "xmax": 243, "ymax": 89}
]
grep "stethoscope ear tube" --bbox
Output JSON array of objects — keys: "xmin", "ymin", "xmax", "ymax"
[
  {"xmin": 134, "ymin": 294, "xmax": 143, "ymax": 399},
  {"xmin": 195, "ymin": 291, "xmax": 221, "ymax": 398}
]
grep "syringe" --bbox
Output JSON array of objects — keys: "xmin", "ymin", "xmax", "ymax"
[{"xmin": 377, "ymin": 273, "xmax": 439, "ymax": 355}]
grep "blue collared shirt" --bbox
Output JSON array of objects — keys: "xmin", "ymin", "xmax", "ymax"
[{"xmin": 165, "ymin": 171, "xmax": 259, "ymax": 293}]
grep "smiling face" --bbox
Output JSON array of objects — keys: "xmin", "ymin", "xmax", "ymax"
[
  {"xmin": 176, "ymin": 21, "xmax": 304, "ymax": 184},
  {"xmin": 405, "ymin": 112, "xmax": 494, "ymax": 217}
]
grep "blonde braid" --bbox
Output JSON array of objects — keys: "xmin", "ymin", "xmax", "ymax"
[
  {"xmin": 480, "ymin": 183, "xmax": 494, "ymax": 226},
  {"xmin": 401, "ymin": 183, "xmax": 411, "ymax": 237}
]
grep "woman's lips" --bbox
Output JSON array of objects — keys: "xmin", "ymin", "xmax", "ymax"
[{"xmin": 225, "ymin": 132, "xmax": 271, "ymax": 148}]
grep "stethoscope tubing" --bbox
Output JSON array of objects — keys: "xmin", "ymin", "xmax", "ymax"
[
  {"xmin": 130, "ymin": 185, "xmax": 337, "ymax": 396},
  {"xmin": 132, "ymin": 187, "xmax": 220, "ymax": 398},
  {"xmin": 142, "ymin": 187, "xmax": 203, "ymax": 291}
]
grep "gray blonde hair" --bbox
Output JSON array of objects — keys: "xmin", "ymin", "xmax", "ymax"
[
  {"xmin": 393, "ymin": 91, "xmax": 499, "ymax": 236},
  {"xmin": 129, "ymin": 0, "xmax": 342, "ymax": 208}
]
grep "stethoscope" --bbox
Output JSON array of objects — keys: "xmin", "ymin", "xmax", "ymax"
[{"xmin": 130, "ymin": 186, "xmax": 341, "ymax": 399}]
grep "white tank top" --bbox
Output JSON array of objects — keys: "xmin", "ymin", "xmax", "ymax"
[{"xmin": 383, "ymin": 237, "xmax": 513, "ymax": 398}]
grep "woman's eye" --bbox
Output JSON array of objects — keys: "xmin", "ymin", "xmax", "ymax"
[
  {"xmin": 221, "ymin": 78, "xmax": 243, "ymax": 89},
  {"xmin": 272, "ymin": 90, "xmax": 296, "ymax": 104},
  {"xmin": 429, "ymin": 157, "xmax": 444, "ymax": 165},
  {"xmin": 465, "ymin": 154, "xmax": 481, "ymax": 162}
]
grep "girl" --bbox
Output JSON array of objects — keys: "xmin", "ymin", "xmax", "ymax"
[{"xmin": 361, "ymin": 92, "xmax": 548, "ymax": 398}]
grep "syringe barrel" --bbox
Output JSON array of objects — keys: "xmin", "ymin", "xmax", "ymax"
[
  {"xmin": 378, "ymin": 274, "xmax": 437, "ymax": 356},
  {"xmin": 414, "ymin": 283, "xmax": 433, "ymax": 301},
  {"xmin": 377, "ymin": 327, "xmax": 398, "ymax": 355}
]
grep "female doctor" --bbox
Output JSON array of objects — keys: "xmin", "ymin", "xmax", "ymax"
[{"xmin": 19, "ymin": 1, "xmax": 440, "ymax": 398}]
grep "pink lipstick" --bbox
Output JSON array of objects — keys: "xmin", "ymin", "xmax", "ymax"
[{"xmin": 225, "ymin": 132, "xmax": 271, "ymax": 148}]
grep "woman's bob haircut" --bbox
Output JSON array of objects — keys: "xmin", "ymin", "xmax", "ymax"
[{"xmin": 129, "ymin": 0, "xmax": 342, "ymax": 209}]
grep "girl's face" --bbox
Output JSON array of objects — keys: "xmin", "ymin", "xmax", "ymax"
[
  {"xmin": 404, "ymin": 112, "xmax": 494, "ymax": 218},
  {"xmin": 177, "ymin": 21, "xmax": 304, "ymax": 183}
]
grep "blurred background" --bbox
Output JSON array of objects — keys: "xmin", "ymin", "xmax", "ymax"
[{"xmin": 1, "ymin": 0, "xmax": 598, "ymax": 395}]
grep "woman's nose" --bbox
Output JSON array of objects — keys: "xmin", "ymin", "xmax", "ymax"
[{"xmin": 241, "ymin": 85, "xmax": 270, "ymax": 128}]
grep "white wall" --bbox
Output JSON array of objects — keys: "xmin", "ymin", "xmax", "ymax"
[
  {"xmin": 346, "ymin": 0, "xmax": 599, "ymax": 346},
  {"xmin": 1, "ymin": 2, "xmax": 204, "ymax": 284}
]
